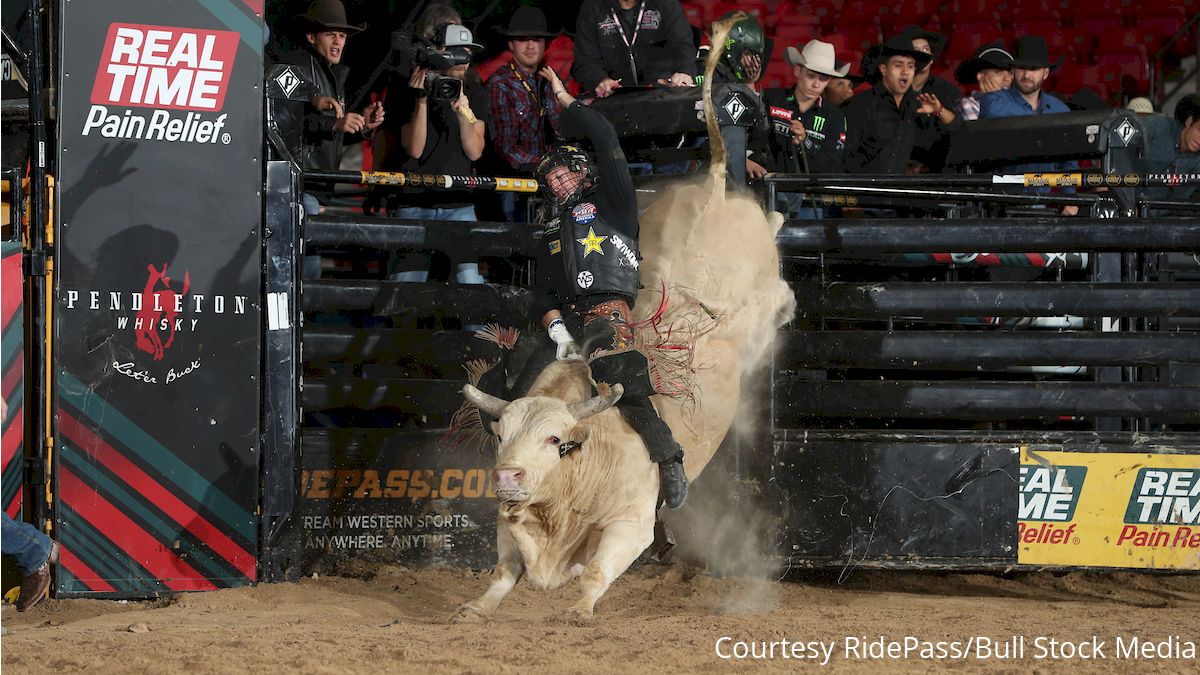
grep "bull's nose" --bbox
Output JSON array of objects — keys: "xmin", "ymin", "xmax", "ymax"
[{"xmin": 493, "ymin": 468, "xmax": 525, "ymax": 490}]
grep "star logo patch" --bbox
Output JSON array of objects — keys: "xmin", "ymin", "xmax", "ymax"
[{"xmin": 576, "ymin": 227, "xmax": 605, "ymax": 257}]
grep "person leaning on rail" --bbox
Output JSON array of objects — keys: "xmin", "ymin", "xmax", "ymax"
[
  {"xmin": 485, "ymin": 7, "xmax": 562, "ymax": 223},
  {"xmin": 274, "ymin": 0, "xmax": 385, "ymax": 218}
]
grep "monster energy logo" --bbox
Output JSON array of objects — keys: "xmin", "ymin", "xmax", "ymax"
[{"xmin": 811, "ymin": 115, "xmax": 826, "ymax": 132}]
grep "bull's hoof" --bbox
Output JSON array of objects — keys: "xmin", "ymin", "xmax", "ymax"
[
  {"xmin": 448, "ymin": 603, "xmax": 486, "ymax": 624},
  {"xmin": 561, "ymin": 606, "xmax": 594, "ymax": 626}
]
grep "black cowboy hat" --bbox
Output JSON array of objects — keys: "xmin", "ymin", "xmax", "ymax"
[
  {"xmin": 834, "ymin": 60, "xmax": 867, "ymax": 85},
  {"xmin": 861, "ymin": 34, "xmax": 934, "ymax": 84},
  {"xmin": 502, "ymin": 6, "xmax": 557, "ymax": 39},
  {"xmin": 293, "ymin": 0, "xmax": 366, "ymax": 35},
  {"xmin": 954, "ymin": 40, "xmax": 1013, "ymax": 85},
  {"xmin": 898, "ymin": 24, "xmax": 947, "ymax": 60},
  {"xmin": 1010, "ymin": 35, "xmax": 1063, "ymax": 70},
  {"xmin": 1063, "ymin": 87, "xmax": 1109, "ymax": 111}
]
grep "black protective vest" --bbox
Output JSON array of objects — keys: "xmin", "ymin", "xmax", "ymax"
[{"xmin": 546, "ymin": 198, "xmax": 640, "ymax": 304}]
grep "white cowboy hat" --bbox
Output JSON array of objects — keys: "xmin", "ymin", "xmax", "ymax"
[{"xmin": 786, "ymin": 39, "xmax": 850, "ymax": 78}]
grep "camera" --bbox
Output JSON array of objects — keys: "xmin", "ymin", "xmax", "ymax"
[{"xmin": 391, "ymin": 24, "xmax": 481, "ymax": 101}]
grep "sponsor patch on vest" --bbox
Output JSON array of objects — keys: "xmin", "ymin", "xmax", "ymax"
[
  {"xmin": 576, "ymin": 270, "xmax": 594, "ymax": 289},
  {"xmin": 641, "ymin": 10, "xmax": 661, "ymax": 29},
  {"xmin": 576, "ymin": 226, "xmax": 606, "ymax": 257},
  {"xmin": 610, "ymin": 234, "xmax": 638, "ymax": 269},
  {"xmin": 548, "ymin": 239, "xmax": 561, "ymax": 255},
  {"xmin": 572, "ymin": 202, "xmax": 597, "ymax": 224}
]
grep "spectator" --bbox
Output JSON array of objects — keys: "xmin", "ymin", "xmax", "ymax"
[
  {"xmin": 572, "ymin": 0, "xmax": 696, "ymax": 98},
  {"xmin": 979, "ymin": 35, "xmax": 1077, "ymax": 214},
  {"xmin": 748, "ymin": 39, "xmax": 849, "ymax": 217},
  {"xmin": 1126, "ymin": 97, "xmax": 1155, "ymax": 115},
  {"xmin": 276, "ymin": 0, "xmax": 385, "ymax": 217},
  {"xmin": 900, "ymin": 25, "xmax": 962, "ymax": 114},
  {"xmin": 377, "ymin": 4, "xmax": 487, "ymax": 284},
  {"xmin": 1137, "ymin": 94, "xmax": 1200, "ymax": 203},
  {"xmin": 825, "ymin": 61, "xmax": 864, "ymax": 109},
  {"xmin": 899, "ymin": 25, "xmax": 961, "ymax": 172},
  {"xmin": 2, "ymin": 511, "xmax": 59, "ymax": 611},
  {"xmin": 486, "ymin": 7, "xmax": 561, "ymax": 222},
  {"xmin": 1064, "ymin": 88, "xmax": 1110, "ymax": 112},
  {"xmin": 843, "ymin": 34, "xmax": 961, "ymax": 174},
  {"xmin": 955, "ymin": 41, "xmax": 1013, "ymax": 122}
]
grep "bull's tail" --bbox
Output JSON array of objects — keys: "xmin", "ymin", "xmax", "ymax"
[{"xmin": 701, "ymin": 12, "xmax": 744, "ymax": 207}]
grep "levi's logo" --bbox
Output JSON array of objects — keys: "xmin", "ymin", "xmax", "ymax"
[
  {"xmin": 769, "ymin": 106, "xmax": 794, "ymax": 120},
  {"xmin": 92, "ymin": 24, "xmax": 238, "ymax": 111}
]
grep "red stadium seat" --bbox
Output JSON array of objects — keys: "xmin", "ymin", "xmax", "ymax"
[
  {"xmin": 761, "ymin": 60, "xmax": 793, "ymax": 90},
  {"xmin": 476, "ymin": 51, "xmax": 510, "ymax": 84},
  {"xmin": 1048, "ymin": 60, "xmax": 1085, "ymax": 96},
  {"xmin": 1011, "ymin": 0, "xmax": 1073, "ymax": 24},
  {"xmin": 1045, "ymin": 27, "xmax": 1092, "ymax": 63},
  {"xmin": 945, "ymin": 22, "xmax": 1006, "ymax": 61},
  {"xmin": 1009, "ymin": 18, "xmax": 1059, "ymax": 38},
  {"xmin": 682, "ymin": 2, "xmax": 706, "ymax": 29},
  {"xmin": 1074, "ymin": 16, "xmax": 1122, "ymax": 36},
  {"xmin": 1100, "ymin": 25, "xmax": 1161, "ymax": 58},
  {"xmin": 776, "ymin": 2, "xmax": 822, "ymax": 28},
  {"xmin": 774, "ymin": 23, "xmax": 819, "ymax": 51},
  {"xmin": 546, "ymin": 35, "xmax": 574, "ymax": 59},
  {"xmin": 713, "ymin": 1, "xmax": 769, "ymax": 27},
  {"xmin": 954, "ymin": 0, "xmax": 1003, "ymax": 24},
  {"xmin": 1095, "ymin": 51, "xmax": 1148, "ymax": 96}
]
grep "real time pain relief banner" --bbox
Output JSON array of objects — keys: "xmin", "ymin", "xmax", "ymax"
[{"xmin": 1018, "ymin": 448, "xmax": 1200, "ymax": 569}]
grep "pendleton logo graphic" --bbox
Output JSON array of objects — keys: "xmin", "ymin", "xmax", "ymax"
[
  {"xmin": 83, "ymin": 23, "xmax": 238, "ymax": 144},
  {"xmin": 1124, "ymin": 469, "xmax": 1200, "ymax": 526},
  {"xmin": 64, "ymin": 263, "xmax": 248, "ymax": 385}
]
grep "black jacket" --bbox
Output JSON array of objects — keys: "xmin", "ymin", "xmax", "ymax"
[
  {"xmin": 842, "ymin": 83, "xmax": 961, "ymax": 174},
  {"xmin": 273, "ymin": 45, "xmax": 367, "ymax": 202},
  {"xmin": 572, "ymin": 0, "xmax": 696, "ymax": 93},
  {"xmin": 751, "ymin": 90, "xmax": 847, "ymax": 174}
]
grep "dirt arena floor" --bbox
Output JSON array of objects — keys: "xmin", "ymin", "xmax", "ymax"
[{"xmin": 3, "ymin": 562, "xmax": 1198, "ymax": 673}]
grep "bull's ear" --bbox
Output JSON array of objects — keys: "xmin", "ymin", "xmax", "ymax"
[
  {"xmin": 489, "ymin": 421, "xmax": 501, "ymax": 438},
  {"xmin": 567, "ymin": 424, "xmax": 591, "ymax": 447}
]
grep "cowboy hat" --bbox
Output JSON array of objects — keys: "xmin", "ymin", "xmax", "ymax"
[
  {"xmin": 293, "ymin": 0, "xmax": 366, "ymax": 35},
  {"xmin": 898, "ymin": 24, "xmax": 947, "ymax": 60},
  {"xmin": 502, "ymin": 6, "xmax": 557, "ymax": 39},
  {"xmin": 786, "ymin": 39, "xmax": 850, "ymax": 77},
  {"xmin": 833, "ymin": 60, "xmax": 867, "ymax": 85},
  {"xmin": 1010, "ymin": 35, "xmax": 1063, "ymax": 70},
  {"xmin": 954, "ymin": 41, "xmax": 1013, "ymax": 85},
  {"xmin": 861, "ymin": 34, "xmax": 933, "ymax": 83}
]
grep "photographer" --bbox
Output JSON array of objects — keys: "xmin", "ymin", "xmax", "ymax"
[{"xmin": 376, "ymin": 4, "xmax": 487, "ymax": 284}]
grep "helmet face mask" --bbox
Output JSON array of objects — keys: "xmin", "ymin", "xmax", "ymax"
[
  {"xmin": 536, "ymin": 144, "xmax": 595, "ymax": 209},
  {"xmin": 720, "ymin": 12, "xmax": 765, "ymax": 83}
]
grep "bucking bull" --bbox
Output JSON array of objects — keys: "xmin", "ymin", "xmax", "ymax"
[{"xmin": 451, "ymin": 14, "xmax": 795, "ymax": 623}]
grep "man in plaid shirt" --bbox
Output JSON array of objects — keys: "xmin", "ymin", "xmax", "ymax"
[{"xmin": 486, "ymin": 7, "xmax": 562, "ymax": 221}]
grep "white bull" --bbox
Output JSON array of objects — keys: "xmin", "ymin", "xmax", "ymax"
[
  {"xmin": 450, "ymin": 12, "xmax": 795, "ymax": 621},
  {"xmin": 452, "ymin": 364, "xmax": 656, "ymax": 622}
]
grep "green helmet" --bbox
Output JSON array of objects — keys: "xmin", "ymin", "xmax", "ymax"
[{"xmin": 718, "ymin": 11, "xmax": 764, "ymax": 83}]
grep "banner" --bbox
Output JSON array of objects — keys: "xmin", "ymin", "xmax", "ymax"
[
  {"xmin": 54, "ymin": 0, "xmax": 263, "ymax": 596},
  {"xmin": 1018, "ymin": 449, "xmax": 1200, "ymax": 570}
]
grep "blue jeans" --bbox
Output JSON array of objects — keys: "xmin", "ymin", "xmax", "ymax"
[
  {"xmin": 2, "ymin": 512, "xmax": 53, "ymax": 575},
  {"xmin": 386, "ymin": 206, "xmax": 484, "ymax": 284},
  {"xmin": 776, "ymin": 192, "xmax": 824, "ymax": 220}
]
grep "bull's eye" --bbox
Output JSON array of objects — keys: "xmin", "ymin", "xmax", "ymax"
[{"xmin": 547, "ymin": 436, "xmax": 561, "ymax": 445}]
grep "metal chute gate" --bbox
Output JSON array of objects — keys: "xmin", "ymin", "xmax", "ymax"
[{"xmin": 3, "ymin": 0, "xmax": 1198, "ymax": 599}]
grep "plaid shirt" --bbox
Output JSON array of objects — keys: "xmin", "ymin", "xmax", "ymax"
[{"xmin": 486, "ymin": 61, "xmax": 561, "ymax": 170}]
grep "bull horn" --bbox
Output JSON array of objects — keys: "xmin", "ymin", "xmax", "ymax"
[
  {"xmin": 463, "ymin": 384, "xmax": 510, "ymax": 417},
  {"xmin": 566, "ymin": 384, "xmax": 624, "ymax": 420}
]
